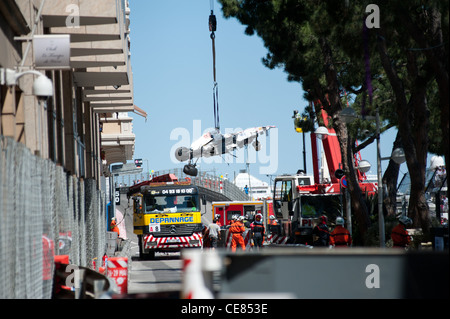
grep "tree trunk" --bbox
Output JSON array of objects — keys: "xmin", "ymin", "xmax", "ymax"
[
  {"xmin": 341, "ymin": 129, "xmax": 371, "ymax": 240},
  {"xmin": 377, "ymin": 32, "xmax": 432, "ymax": 234},
  {"xmin": 318, "ymin": 37, "xmax": 371, "ymax": 243},
  {"xmin": 400, "ymin": 6, "xmax": 449, "ymax": 175},
  {"xmin": 407, "ymin": 73, "xmax": 431, "ymax": 233}
]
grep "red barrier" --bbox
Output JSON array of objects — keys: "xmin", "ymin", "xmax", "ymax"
[
  {"xmin": 54, "ymin": 255, "xmax": 69, "ymax": 264},
  {"xmin": 53, "ymin": 255, "xmax": 72, "ymax": 298},
  {"xmin": 107, "ymin": 257, "xmax": 128, "ymax": 294}
]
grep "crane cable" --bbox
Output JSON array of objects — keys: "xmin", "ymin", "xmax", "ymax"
[{"xmin": 209, "ymin": 3, "xmax": 219, "ymax": 130}]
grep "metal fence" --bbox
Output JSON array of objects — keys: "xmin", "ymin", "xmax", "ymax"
[{"xmin": 0, "ymin": 136, "xmax": 107, "ymax": 298}]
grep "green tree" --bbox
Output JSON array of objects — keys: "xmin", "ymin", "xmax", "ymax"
[
  {"xmin": 373, "ymin": 1, "xmax": 448, "ymax": 234},
  {"xmin": 219, "ymin": 0, "xmax": 448, "ymax": 240},
  {"xmin": 220, "ymin": 0, "xmax": 374, "ymax": 242}
]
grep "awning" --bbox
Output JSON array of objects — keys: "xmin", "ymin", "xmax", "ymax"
[
  {"xmin": 84, "ymin": 86, "xmax": 134, "ymax": 113},
  {"xmin": 92, "ymin": 103, "xmax": 134, "ymax": 113},
  {"xmin": 42, "ymin": 15, "xmax": 117, "ymax": 28},
  {"xmin": 133, "ymin": 105, "xmax": 147, "ymax": 119},
  {"xmin": 73, "ymin": 72, "xmax": 129, "ymax": 87}
]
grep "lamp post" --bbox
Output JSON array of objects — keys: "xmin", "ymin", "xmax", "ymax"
[
  {"xmin": 339, "ymin": 106, "xmax": 385, "ymax": 245},
  {"xmin": 375, "ymin": 108, "xmax": 385, "ymax": 247},
  {"xmin": 339, "ymin": 106, "xmax": 405, "ymax": 247},
  {"xmin": 292, "ymin": 110, "xmax": 307, "ymax": 174}
]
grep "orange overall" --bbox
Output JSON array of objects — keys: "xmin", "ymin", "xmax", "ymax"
[
  {"xmin": 330, "ymin": 225, "xmax": 352, "ymax": 247},
  {"xmin": 230, "ymin": 220, "xmax": 246, "ymax": 252},
  {"xmin": 111, "ymin": 220, "xmax": 120, "ymax": 237}
]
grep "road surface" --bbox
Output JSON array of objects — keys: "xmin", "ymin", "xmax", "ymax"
[{"xmin": 127, "ymin": 253, "xmax": 183, "ymax": 295}]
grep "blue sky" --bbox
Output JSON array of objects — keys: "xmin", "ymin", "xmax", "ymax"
[{"xmin": 128, "ymin": 0, "xmax": 405, "ymax": 185}]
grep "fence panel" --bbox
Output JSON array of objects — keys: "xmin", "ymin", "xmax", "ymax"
[{"xmin": 0, "ymin": 136, "xmax": 107, "ymax": 298}]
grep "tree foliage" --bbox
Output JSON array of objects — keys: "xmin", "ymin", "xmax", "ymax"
[{"xmin": 219, "ymin": 0, "xmax": 448, "ymax": 240}]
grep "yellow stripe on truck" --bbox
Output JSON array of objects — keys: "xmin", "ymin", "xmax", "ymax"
[{"xmin": 144, "ymin": 212, "xmax": 201, "ymax": 225}]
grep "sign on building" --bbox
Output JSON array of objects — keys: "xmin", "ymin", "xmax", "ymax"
[{"xmin": 33, "ymin": 35, "xmax": 71, "ymax": 70}]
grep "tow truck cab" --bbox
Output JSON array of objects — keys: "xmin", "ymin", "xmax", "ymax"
[
  {"xmin": 273, "ymin": 174, "xmax": 341, "ymax": 244},
  {"xmin": 132, "ymin": 181, "xmax": 204, "ymax": 259}
]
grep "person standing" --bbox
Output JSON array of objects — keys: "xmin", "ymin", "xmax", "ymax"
[
  {"xmin": 391, "ymin": 216, "xmax": 412, "ymax": 248},
  {"xmin": 312, "ymin": 215, "xmax": 329, "ymax": 247},
  {"xmin": 330, "ymin": 217, "xmax": 352, "ymax": 247},
  {"xmin": 230, "ymin": 215, "xmax": 246, "ymax": 252},
  {"xmin": 268, "ymin": 215, "xmax": 281, "ymax": 235},
  {"xmin": 207, "ymin": 218, "xmax": 221, "ymax": 250},
  {"xmin": 251, "ymin": 213, "xmax": 265, "ymax": 249},
  {"xmin": 214, "ymin": 214, "xmax": 222, "ymax": 227}
]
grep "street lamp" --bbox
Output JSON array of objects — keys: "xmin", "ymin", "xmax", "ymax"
[
  {"xmin": 357, "ymin": 159, "xmax": 372, "ymax": 173},
  {"xmin": 292, "ymin": 110, "xmax": 308, "ymax": 174},
  {"xmin": 391, "ymin": 148, "xmax": 406, "ymax": 165},
  {"xmin": 339, "ymin": 107, "xmax": 359, "ymax": 124},
  {"xmin": 314, "ymin": 126, "xmax": 329, "ymax": 140}
]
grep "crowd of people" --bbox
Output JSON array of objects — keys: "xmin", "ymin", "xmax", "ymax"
[
  {"xmin": 203, "ymin": 213, "xmax": 267, "ymax": 251},
  {"xmin": 203, "ymin": 212, "xmax": 420, "ymax": 250}
]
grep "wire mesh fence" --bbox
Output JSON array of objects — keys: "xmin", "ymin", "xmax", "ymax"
[{"xmin": 0, "ymin": 136, "xmax": 107, "ymax": 298}]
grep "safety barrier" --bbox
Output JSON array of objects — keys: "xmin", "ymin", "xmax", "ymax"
[
  {"xmin": 181, "ymin": 250, "xmax": 219, "ymax": 299},
  {"xmin": 53, "ymin": 247, "xmax": 131, "ymax": 298},
  {"xmin": 266, "ymin": 233, "xmax": 289, "ymax": 245},
  {"xmin": 53, "ymin": 256, "xmax": 116, "ymax": 299},
  {"xmin": 107, "ymin": 257, "xmax": 128, "ymax": 294},
  {"xmin": 0, "ymin": 136, "xmax": 107, "ymax": 298}
]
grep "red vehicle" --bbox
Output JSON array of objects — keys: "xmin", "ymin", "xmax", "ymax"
[
  {"xmin": 273, "ymin": 108, "xmax": 377, "ymax": 245},
  {"xmin": 211, "ymin": 201, "xmax": 264, "ymax": 226},
  {"xmin": 211, "ymin": 201, "xmax": 270, "ymax": 249}
]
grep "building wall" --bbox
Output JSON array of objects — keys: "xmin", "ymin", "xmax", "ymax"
[{"xmin": 1, "ymin": 0, "xmax": 139, "ymax": 184}]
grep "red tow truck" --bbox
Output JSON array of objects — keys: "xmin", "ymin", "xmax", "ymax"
[{"xmin": 272, "ymin": 108, "xmax": 377, "ymax": 245}]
